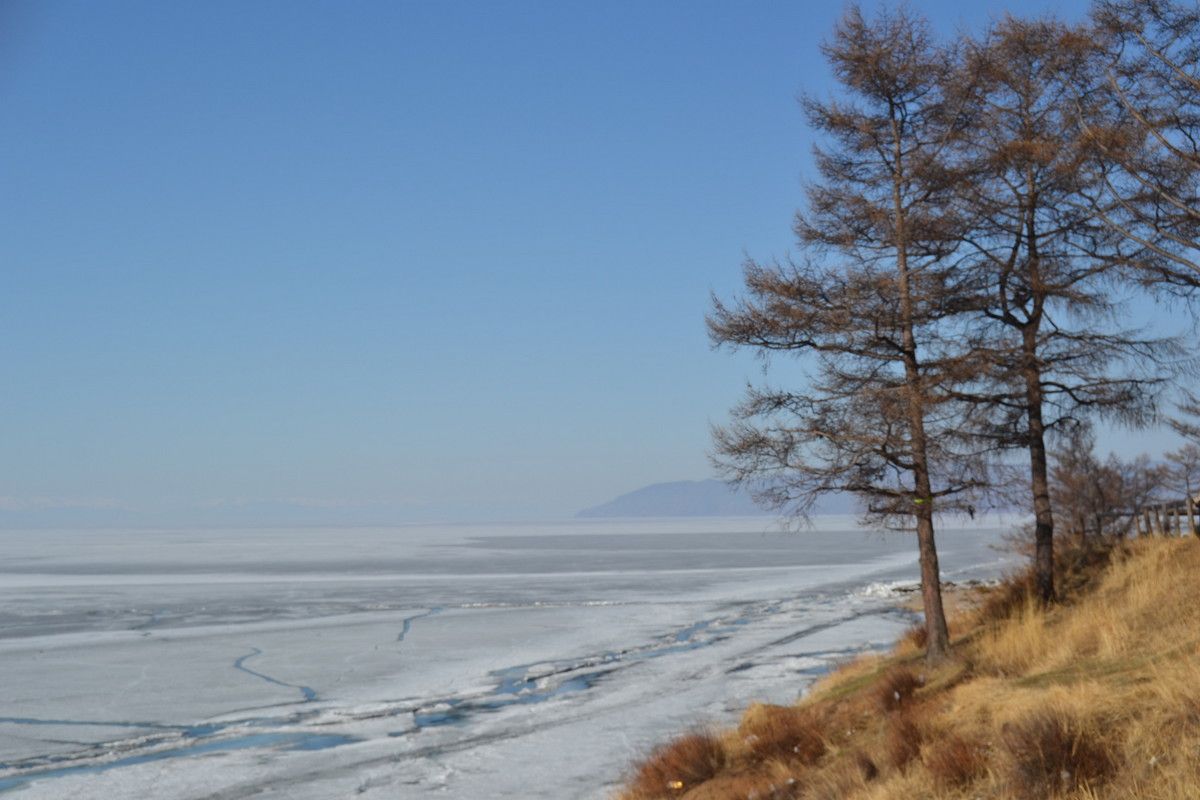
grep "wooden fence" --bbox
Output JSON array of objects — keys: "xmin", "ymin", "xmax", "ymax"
[
  {"xmin": 1075, "ymin": 496, "xmax": 1200, "ymax": 539},
  {"xmin": 1134, "ymin": 497, "xmax": 1200, "ymax": 537}
]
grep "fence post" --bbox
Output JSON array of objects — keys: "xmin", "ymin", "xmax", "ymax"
[
  {"xmin": 1190, "ymin": 496, "xmax": 1199, "ymax": 538},
  {"xmin": 1143, "ymin": 507, "xmax": 1153, "ymax": 537}
]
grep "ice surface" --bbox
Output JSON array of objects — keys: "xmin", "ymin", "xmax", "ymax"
[{"xmin": 0, "ymin": 517, "xmax": 1019, "ymax": 798}]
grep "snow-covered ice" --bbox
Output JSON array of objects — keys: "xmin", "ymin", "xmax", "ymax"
[{"xmin": 0, "ymin": 517, "xmax": 1018, "ymax": 798}]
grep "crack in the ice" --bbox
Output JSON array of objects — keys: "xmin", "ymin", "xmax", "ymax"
[
  {"xmin": 0, "ymin": 733, "xmax": 362, "ymax": 794},
  {"xmin": 396, "ymin": 606, "xmax": 445, "ymax": 644},
  {"xmin": 399, "ymin": 607, "xmax": 776, "ymax": 732},
  {"xmin": 673, "ymin": 619, "xmax": 714, "ymax": 642},
  {"xmin": 408, "ymin": 666, "xmax": 617, "ymax": 730},
  {"xmin": 233, "ymin": 648, "xmax": 317, "ymax": 702}
]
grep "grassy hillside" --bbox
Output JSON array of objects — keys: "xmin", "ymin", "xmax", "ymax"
[{"xmin": 611, "ymin": 535, "xmax": 1200, "ymax": 800}]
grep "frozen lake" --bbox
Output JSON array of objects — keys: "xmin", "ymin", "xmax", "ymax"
[{"xmin": 0, "ymin": 517, "xmax": 1017, "ymax": 799}]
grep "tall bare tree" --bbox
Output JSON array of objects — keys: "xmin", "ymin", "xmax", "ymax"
[
  {"xmin": 709, "ymin": 7, "xmax": 985, "ymax": 664},
  {"xmin": 949, "ymin": 16, "xmax": 1183, "ymax": 602}
]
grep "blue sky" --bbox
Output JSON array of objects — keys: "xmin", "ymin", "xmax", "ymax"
[{"xmin": 6, "ymin": 0, "xmax": 1165, "ymax": 523}]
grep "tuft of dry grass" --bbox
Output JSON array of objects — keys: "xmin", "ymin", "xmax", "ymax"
[
  {"xmin": 673, "ymin": 770, "xmax": 803, "ymax": 800},
  {"xmin": 896, "ymin": 621, "xmax": 927, "ymax": 655},
  {"xmin": 622, "ymin": 729, "xmax": 726, "ymax": 798},
  {"xmin": 611, "ymin": 536, "xmax": 1200, "ymax": 800},
  {"xmin": 973, "ymin": 569, "xmax": 1038, "ymax": 625},
  {"xmin": 883, "ymin": 710, "xmax": 924, "ymax": 773},
  {"xmin": 922, "ymin": 732, "xmax": 988, "ymax": 789},
  {"xmin": 1000, "ymin": 710, "xmax": 1114, "ymax": 797},
  {"xmin": 737, "ymin": 703, "xmax": 826, "ymax": 765},
  {"xmin": 873, "ymin": 666, "xmax": 921, "ymax": 713},
  {"xmin": 800, "ymin": 758, "xmax": 872, "ymax": 800}
]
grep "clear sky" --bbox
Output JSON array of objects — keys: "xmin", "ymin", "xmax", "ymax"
[{"xmin": 6, "ymin": 0, "xmax": 1163, "ymax": 524}]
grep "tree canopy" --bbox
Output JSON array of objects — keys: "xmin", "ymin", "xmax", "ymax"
[{"xmin": 711, "ymin": 1, "xmax": 1199, "ymax": 655}]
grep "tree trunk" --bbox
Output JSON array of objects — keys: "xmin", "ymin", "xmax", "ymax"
[
  {"xmin": 891, "ymin": 114, "xmax": 950, "ymax": 664},
  {"xmin": 1029, "ymin": 433, "xmax": 1056, "ymax": 603},
  {"xmin": 1023, "ymin": 333, "xmax": 1055, "ymax": 603},
  {"xmin": 1019, "ymin": 185, "xmax": 1055, "ymax": 604},
  {"xmin": 915, "ymin": 501, "xmax": 950, "ymax": 663}
]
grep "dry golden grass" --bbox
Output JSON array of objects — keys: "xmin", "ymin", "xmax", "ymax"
[
  {"xmin": 921, "ymin": 731, "xmax": 988, "ymax": 790},
  {"xmin": 610, "ymin": 535, "xmax": 1200, "ymax": 800},
  {"xmin": 882, "ymin": 709, "xmax": 924, "ymax": 773},
  {"xmin": 735, "ymin": 703, "xmax": 827, "ymax": 765},
  {"xmin": 872, "ymin": 666, "xmax": 921, "ymax": 714}
]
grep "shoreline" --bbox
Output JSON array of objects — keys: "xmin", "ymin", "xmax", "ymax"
[{"xmin": 887, "ymin": 578, "xmax": 997, "ymax": 617}]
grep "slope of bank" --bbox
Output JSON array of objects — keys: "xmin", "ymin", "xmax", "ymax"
[{"xmin": 612, "ymin": 534, "xmax": 1200, "ymax": 800}]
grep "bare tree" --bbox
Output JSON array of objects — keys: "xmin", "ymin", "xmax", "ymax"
[
  {"xmin": 1048, "ymin": 427, "xmax": 1110, "ymax": 540},
  {"xmin": 1162, "ymin": 443, "xmax": 1200, "ymax": 500},
  {"xmin": 1049, "ymin": 426, "xmax": 1168, "ymax": 539},
  {"xmin": 709, "ymin": 7, "xmax": 986, "ymax": 664},
  {"xmin": 949, "ymin": 16, "xmax": 1183, "ymax": 602},
  {"xmin": 1089, "ymin": 0, "xmax": 1200, "ymax": 284}
]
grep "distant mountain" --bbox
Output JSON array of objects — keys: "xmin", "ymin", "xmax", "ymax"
[{"xmin": 576, "ymin": 480, "xmax": 770, "ymax": 518}]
